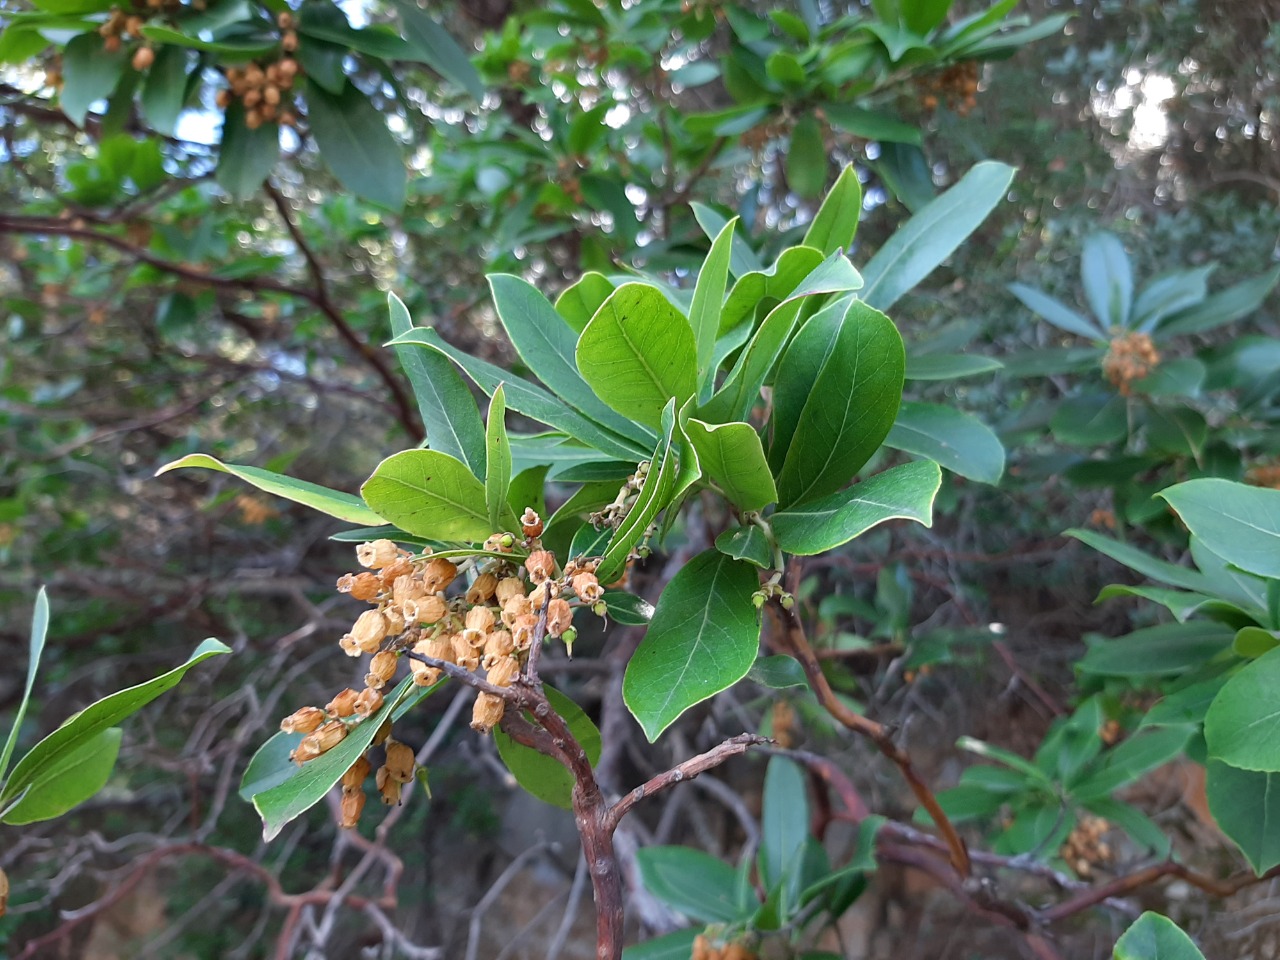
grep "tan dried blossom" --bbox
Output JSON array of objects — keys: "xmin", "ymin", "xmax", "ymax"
[
  {"xmin": 465, "ymin": 605, "xmax": 496, "ymax": 633},
  {"xmin": 339, "ymin": 785, "xmax": 366, "ymax": 828},
  {"xmin": 1102, "ymin": 331, "xmax": 1160, "ymax": 396},
  {"xmin": 501, "ymin": 594, "xmax": 532, "ymax": 629},
  {"xmin": 279, "ymin": 705, "xmax": 325, "ymax": 734},
  {"xmin": 571, "ymin": 573, "xmax": 603, "ymax": 604},
  {"xmin": 422, "ymin": 557, "xmax": 458, "ymax": 592},
  {"xmin": 471, "ymin": 693, "xmax": 505, "ymax": 733},
  {"xmin": 546, "ymin": 598, "xmax": 573, "ymax": 638},
  {"xmin": 466, "ymin": 572, "xmax": 499, "ymax": 604},
  {"xmin": 511, "ymin": 613, "xmax": 539, "ymax": 651},
  {"xmin": 357, "ymin": 539, "xmax": 401, "ymax": 569},
  {"xmin": 495, "ymin": 577, "xmax": 526, "ymax": 606},
  {"xmin": 486, "ymin": 655, "xmax": 519, "ymax": 687},
  {"xmin": 326, "ymin": 688, "xmax": 360, "ymax": 718},
  {"xmin": 392, "ymin": 574, "xmax": 425, "ymax": 606},
  {"xmin": 355, "ymin": 688, "xmax": 385, "ymax": 717},
  {"xmin": 520, "ymin": 507, "xmax": 544, "ymax": 538},
  {"xmin": 375, "ymin": 765, "xmax": 402, "ymax": 805},
  {"xmin": 384, "ymin": 740, "xmax": 415, "ymax": 783},
  {"xmin": 529, "ymin": 581, "xmax": 561, "ymax": 608},
  {"xmin": 481, "ymin": 630, "xmax": 515, "ymax": 669},
  {"xmin": 378, "ymin": 556, "xmax": 414, "ymax": 587},
  {"xmin": 338, "ymin": 634, "xmax": 361, "ymax": 658},
  {"xmin": 342, "ymin": 756, "xmax": 372, "ymax": 790},
  {"xmin": 525, "ymin": 549, "xmax": 556, "ymax": 582},
  {"xmin": 295, "ymin": 720, "xmax": 346, "ymax": 763},
  {"xmin": 350, "ymin": 609, "xmax": 388, "ymax": 653},
  {"xmin": 452, "ymin": 634, "xmax": 480, "ymax": 670}
]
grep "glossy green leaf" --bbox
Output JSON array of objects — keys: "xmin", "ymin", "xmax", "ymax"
[
  {"xmin": 489, "ymin": 274, "xmax": 650, "ymax": 444},
  {"xmin": 718, "ymin": 246, "xmax": 824, "ymax": 335},
  {"xmin": 1160, "ymin": 479, "xmax": 1280, "ymax": 580},
  {"xmin": 2, "ymin": 727, "xmax": 121, "ymax": 825},
  {"xmin": 386, "ymin": 329, "xmax": 646, "ymax": 461},
  {"xmin": 577, "ymin": 284, "xmax": 698, "ymax": 430},
  {"xmin": 362, "ymin": 450, "xmax": 505, "ymax": 542},
  {"xmin": 773, "ymin": 299, "xmax": 905, "ymax": 506},
  {"xmin": 139, "ymin": 25, "xmax": 277, "ymax": 56},
  {"xmin": 874, "ymin": 140, "xmax": 935, "ymax": 212},
  {"xmin": 691, "ymin": 202, "xmax": 763, "ymax": 278},
  {"xmin": 690, "ymin": 218, "xmax": 737, "ymax": 387},
  {"xmin": 886, "ymin": 403, "xmax": 1004, "ymax": 484},
  {"xmin": 634, "ymin": 846, "xmax": 748, "ymax": 923},
  {"xmin": 485, "ymin": 386, "xmax": 512, "ymax": 533},
  {"xmin": 238, "ymin": 729, "xmax": 303, "ymax": 801},
  {"xmin": 494, "ymin": 686, "xmax": 602, "ymax": 809},
  {"xmin": 1205, "ymin": 760, "xmax": 1280, "ymax": 875},
  {"xmin": 1, "ymin": 588, "xmax": 49, "ymax": 783},
  {"xmin": 596, "ymin": 405, "xmax": 679, "ymax": 585},
  {"xmin": 1234, "ymin": 627, "xmax": 1279, "ymax": 659},
  {"xmin": 602, "ymin": 591, "xmax": 655, "ymax": 625},
  {"xmin": 556, "ymin": 272, "xmax": 616, "ymax": 333},
  {"xmin": 140, "ymin": 45, "xmax": 190, "ymax": 136},
  {"xmin": 1067, "ymin": 528, "xmax": 1212, "ymax": 593},
  {"xmin": 1204, "ymin": 646, "xmax": 1280, "ymax": 771},
  {"xmin": 623, "ymin": 549, "xmax": 762, "ymax": 741},
  {"xmin": 715, "ymin": 525, "xmax": 775, "ymax": 569},
  {"xmin": 396, "ymin": 2, "xmax": 484, "ymax": 99},
  {"xmin": 901, "ymin": 0, "xmax": 954, "ymax": 33},
  {"xmin": 388, "ymin": 293, "xmax": 486, "ymax": 478},
  {"xmin": 684, "ymin": 419, "xmax": 776, "ymax": 511},
  {"xmin": 1008, "ymin": 282, "xmax": 1106, "ymax": 340},
  {"xmin": 60, "ymin": 32, "xmax": 127, "ymax": 127},
  {"xmin": 216, "ymin": 101, "xmax": 280, "ymax": 199},
  {"xmin": 1051, "ymin": 393, "xmax": 1129, "ymax": 446},
  {"xmin": 787, "ymin": 114, "xmax": 828, "ymax": 199},
  {"xmin": 1, "ymin": 639, "xmax": 230, "ymax": 806},
  {"xmin": 861, "ymin": 162, "xmax": 1015, "ymax": 311},
  {"xmin": 803, "ymin": 164, "xmax": 863, "ymax": 256},
  {"xmin": 1132, "ymin": 266, "xmax": 1214, "ymax": 333},
  {"xmin": 700, "ymin": 301, "xmax": 804, "ymax": 424},
  {"xmin": 157, "ymin": 454, "xmax": 384, "ymax": 525},
  {"xmin": 1159, "ymin": 266, "xmax": 1280, "ymax": 337},
  {"xmin": 1113, "ymin": 912, "xmax": 1207, "ymax": 960},
  {"xmin": 761, "ymin": 755, "xmax": 810, "ymax": 891},
  {"xmin": 305, "ymin": 79, "xmax": 405, "ymax": 211},
  {"xmin": 1078, "ymin": 623, "xmax": 1234, "ymax": 678},
  {"xmin": 822, "ymin": 104, "xmax": 922, "ymax": 145},
  {"xmin": 749, "ymin": 655, "xmax": 808, "ymax": 688},
  {"xmin": 1081, "ymin": 232, "xmax": 1133, "ymax": 328},
  {"xmin": 904, "ymin": 353, "xmax": 1002, "ymax": 380},
  {"xmin": 1071, "ymin": 726, "xmax": 1194, "ymax": 801},
  {"xmin": 622, "ymin": 930, "xmax": 701, "ymax": 960},
  {"xmin": 773, "ymin": 460, "xmax": 940, "ymax": 555}
]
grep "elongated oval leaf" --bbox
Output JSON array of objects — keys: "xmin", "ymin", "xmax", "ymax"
[
  {"xmin": 787, "ymin": 114, "xmax": 827, "ymax": 199},
  {"xmin": 59, "ymin": 32, "xmax": 127, "ymax": 127},
  {"xmin": 623, "ymin": 549, "xmax": 762, "ymax": 741},
  {"xmin": 1077, "ymin": 622, "xmax": 1234, "ymax": 678},
  {"xmin": 1008, "ymin": 282, "xmax": 1105, "ymax": 340},
  {"xmin": 305, "ymin": 79, "xmax": 405, "ymax": 211},
  {"xmin": 577, "ymin": 284, "xmax": 698, "ymax": 430},
  {"xmin": 690, "ymin": 218, "xmax": 737, "ymax": 388},
  {"xmin": 216, "ymin": 100, "xmax": 280, "ymax": 199},
  {"xmin": 634, "ymin": 846, "xmax": 747, "ymax": 923},
  {"xmin": 140, "ymin": 45, "xmax": 190, "ymax": 136},
  {"xmin": 485, "ymin": 386, "xmax": 512, "ymax": 533},
  {"xmin": 0, "ymin": 639, "xmax": 230, "ymax": 805},
  {"xmin": 0, "ymin": 588, "xmax": 48, "ymax": 783},
  {"xmin": 1113, "ymin": 912, "xmax": 1207, "ymax": 960},
  {"xmin": 596, "ymin": 404, "xmax": 679, "ymax": 585},
  {"xmin": 905, "ymin": 353, "xmax": 1002, "ymax": 380},
  {"xmin": 493, "ymin": 686, "xmax": 602, "ymax": 809},
  {"xmin": 1159, "ymin": 266, "xmax": 1280, "ymax": 337},
  {"xmin": 1082, "ymin": 232, "xmax": 1133, "ymax": 329},
  {"xmin": 388, "ymin": 293, "xmax": 486, "ymax": 477},
  {"xmin": 556, "ymin": 272, "xmax": 617, "ymax": 333},
  {"xmin": 157, "ymin": 454, "xmax": 385, "ymax": 525},
  {"xmin": 361, "ymin": 449, "xmax": 500, "ymax": 542},
  {"xmin": 1205, "ymin": 760, "xmax": 1280, "ymax": 876},
  {"xmin": 684, "ymin": 419, "xmax": 776, "ymax": 512},
  {"xmin": 773, "ymin": 460, "xmax": 940, "ymax": 555},
  {"xmin": 803, "ymin": 164, "xmax": 863, "ymax": 256},
  {"xmin": 1204, "ymin": 646, "xmax": 1280, "ymax": 772},
  {"xmin": 886, "ymin": 402, "xmax": 1005, "ymax": 485},
  {"xmin": 395, "ymin": 2, "xmax": 485, "ymax": 100},
  {"xmin": 1159, "ymin": 479, "xmax": 1280, "ymax": 580},
  {"xmin": 715, "ymin": 525, "xmax": 774, "ymax": 568},
  {"xmin": 860, "ymin": 161, "xmax": 1015, "ymax": 312},
  {"xmin": 2, "ymin": 728, "xmax": 121, "ymax": 825},
  {"xmin": 761, "ymin": 756, "xmax": 809, "ymax": 890},
  {"xmin": 774, "ymin": 300, "xmax": 905, "ymax": 506}
]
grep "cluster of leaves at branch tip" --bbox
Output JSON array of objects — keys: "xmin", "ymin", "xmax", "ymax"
[{"xmin": 276, "ymin": 510, "xmax": 611, "ymax": 831}]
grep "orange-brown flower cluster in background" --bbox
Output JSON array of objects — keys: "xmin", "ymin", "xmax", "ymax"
[
  {"xmin": 1102, "ymin": 331, "xmax": 1160, "ymax": 395},
  {"xmin": 916, "ymin": 60, "xmax": 981, "ymax": 115},
  {"xmin": 1245, "ymin": 461, "xmax": 1280, "ymax": 490},
  {"xmin": 691, "ymin": 935, "xmax": 757, "ymax": 960},
  {"xmin": 1059, "ymin": 815, "xmax": 1112, "ymax": 879},
  {"xmin": 277, "ymin": 506, "xmax": 612, "ymax": 831},
  {"xmin": 215, "ymin": 13, "xmax": 301, "ymax": 129}
]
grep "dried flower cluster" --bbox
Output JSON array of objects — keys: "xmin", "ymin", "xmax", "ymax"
[
  {"xmin": 215, "ymin": 14, "xmax": 301, "ymax": 129},
  {"xmin": 916, "ymin": 61, "xmax": 981, "ymax": 115},
  {"xmin": 1059, "ymin": 815, "xmax": 1113, "ymax": 879},
  {"xmin": 691, "ymin": 935, "xmax": 757, "ymax": 960},
  {"xmin": 1102, "ymin": 331, "xmax": 1160, "ymax": 395},
  {"xmin": 277, "ymin": 507, "xmax": 610, "ymax": 830}
]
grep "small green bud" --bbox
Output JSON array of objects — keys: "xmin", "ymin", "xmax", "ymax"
[
  {"xmin": 562, "ymin": 626, "xmax": 577, "ymax": 658},
  {"xmin": 499, "ymin": 532, "xmax": 515, "ymax": 548},
  {"xmin": 752, "ymin": 591, "xmax": 766, "ymax": 609},
  {"xmin": 592, "ymin": 600, "xmax": 608, "ymax": 617},
  {"xmin": 779, "ymin": 594, "xmax": 795, "ymax": 610}
]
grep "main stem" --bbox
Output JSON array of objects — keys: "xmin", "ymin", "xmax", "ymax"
[{"xmin": 575, "ymin": 783, "xmax": 624, "ymax": 960}]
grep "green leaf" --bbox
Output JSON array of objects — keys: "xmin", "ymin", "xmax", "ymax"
[
  {"xmin": 485, "ymin": 386, "xmax": 512, "ymax": 533},
  {"xmin": 1234, "ymin": 626, "xmax": 1279, "ymax": 659},
  {"xmin": 718, "ymin": 246, "xmax": 824, "ymax": 335},
  {"xmin": 216, "ymin": 101, "xmax": 280, "ymax": 199},
  {"xmin": 2, "ymin": 728, "xmax": 121, "ymax": 825},
  {"xmin": 140, "ymin": 45, "xmax": 190, "ymax": 136},
  {"xmin": 904, "ymin": 353, "xmax": 1002, "ymax": 379},
  {"xmin": 238, "ymin": 730, "xmax": 303, "ymax": 801},
  {"xmin": 489, "ymin": 274, "xmax": 652, "ymax": 444},
  {"xmin": 0, "ymin": 639, "xmax": 230, "ymax": 807},
  {"xmin": 761, "ymin": 756, "xmax": 810, "ymax": 891},
  {"xmin": 556, "ymin": 272, "xmax": 616, "ymax": 333},
  {"xmin": 715, "ymin": 525, "xmax": 775, "ymax": 569},
  {"xmin": 886, "ymin": 403, "xmax": 1004, "ymax": 484},
  {"xmin": 577, "ymin": 284, "xmax": 699, "ymax": 431},
  {"xmin": 692, "ymin": 202, "xmax": 763, "ymax": 278},
  {"xmin": 1078, "ymin": 623, "xmax": 1234, "ymax": 678},
  {"xmin": 1, "ymin": 587, "xmax": 48, "ymax": 784},
  {"xmin": 684, "ymin": 419, "xmax": 776, "ymax": 512},
  {"xmin": 1160, "ymin": 479, "xmax": 1280, "ymax": 580},
  {"xmin": 700, "ymin": 301, "xmax": 804, "ymax": 424},
  {"xmin": 361, "ymin": 450, "xmax": 503, "ymax": 542},
  {"xmin": 860, "ymin": 161, "xmax": 1015, "ymax": 312},
  {"xmin": 494, "ymin": 686, "xmax": 601, "ymax": 810},
  {"xmin": 773, "ymin": 299, "xmax": 905, "ymax": 506},
  {"xmin": 1205, "ymin": 760, "xmax": 1280, "ymax": 875},
  {"xmin": 803, "ymin": 164, "xmax": 863, "ymax": 256},
  {"xmin": 1067, "ymin": 528, "xmax": 1211, "ymax": 593},
  {"xmin": 1204, "ymin": 646, "xmax": 1280, "ymax": 771},
  {"xmin": 396, "ymin": 2, "xmax": 484, "ymax": 100},
  {"xmin": 787, "ymin": 114, "xmax": 827, "ymax": 199},
  {"xmin": 622, "ymin": 930, "xmax": 701, "ymax": 960},
  {"xmin": 623, "ymin": 549, "xmax": 763, "ymax": 741},
  {"xmin": 602, "ymin": 591, "xmax": 655, "ymax": 625},
  {"xmin": 596, "ymin": 405, "xmax": 679, "ymax": 585},
  {"xmin": 388, "ymin": 293, "xmax": 486, "ymax": 478},
  {"xmin": 1008, "ymin": 282, "xmax": 1106, "ymax": 340},
  {"xmin": 1113, "ymin": 912, "xmax": 1207, "ymax": 960},
  {"xmin": 1132, "ymin": 266, "xmax": 1214, "ymax": 333},
  {"xmin": 1051, "ymin": 393, "xmax": 1129, "ymax": 446},
  {"xmin": 874, "ymin": 140, "xmax": 935, "ymax": 212},
  {"xmin": 901, "ymin": 0, "xmax": 954, "ymax": 33},
  {"xmin": 386, "ymin": 329, "xmax": 647, "ymax": 461},
  {"xmin": 691, "ymin": 218, "xmax": 737, "ymax": 388},
  {"xmin": 138, "ymin": 25, "xmax": 278, "ymax": 56},
  {"xmin": 1081, "ymin": 232, "xmax": 1134, "ymax": 328},
  {"xmin": 60, "ymin": 32, "xmax": 127, "ymax": 127},
  {"xmin": 822, "ymin": 104, "xmax": 922, "ymax": 145},
  {"xmin": 1159, "ymin": 266, "xmax": 1280, "ymax": 337},
  {"xmin": 156, "ymin": 454, "xmax": 384, "ymax": 525},
  {"xmin": 749, "ymin": 655, "xmax": 808, "ymax": 688},
  {"xmin": 773, "ymin": 460, "xmax": 940, "ymax": 555},
  {"xmin": 634, "ymin": 846, "xmax": 748, "ymax": 923},
  {"xmin": 305, "ymin": 79, "xmax": 405, "ymax": 211},
  {"xmin": 1071, "ymin": 726, "xmax": 1194, "ymax": 802}
]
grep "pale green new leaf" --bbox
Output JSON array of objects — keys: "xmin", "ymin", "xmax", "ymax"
[
  {"xmin": 0, "ymin": 587, "xmax": 48, "ymax": 783},
  {"xmin": 684, "ymin": 419, "xmax": 776, "ymax": 512},
  {"xmin": 803, "ymin": 164, "xmax": 863, "ymax": 256},
  {"xmin": 690, "ymin": 218, "xmax": 737, "ymax": 389},
  {"xmin": 362, "ymin": 450, "xmax": 505, "ymax": 542},
  {"xmin": 2, "ymin": 728, "xmax": 121, "ymax": 825},
  {"xmin": 1113, "ymin": 912, "xmax": 1207, "ymax": 960},
  {"xmin": 1081, "ymin": 232, "xmax": 1133, "ymax": 329},
  {"xmin": 486, "ymin": 386, "xmax": 512, "ymax": 533}
]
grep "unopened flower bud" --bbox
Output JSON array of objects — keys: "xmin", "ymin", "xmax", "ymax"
[
  {"xmin": 471, "ymin": 692, "xmax": 505, "ymax": 733},
  {"xmin": 357, "ymin": 539, "xmax": 400, "ymax": 569},
  {"xmin": 561, "ymin": 625, "xmax": 578, "ymax": 657},
  {"xmin": 339, "ymin": 785, "xmax": 365, "ymax": 828},
  {"xmin": 326, "ymin": 688, "xmax": 360, "ymax": 718},
  {"xmin": 546, "ymin": 598, "xmax": 573, "ymax": 637},
  {"xmin": 520, "ymin": 507, "xmax": 543, "ymax": 538},
  {"xmin": 280, "ymin": 705, "xmax": 326, "ymax": 734},
  {"xmin": 422, "ymin": 557, "xmax": 458, "ymax": 592},
  {"xmin": 350, "ymin": 609, "xmax": 388, "ymax": 653},
  {"xmin": 384, "ymin": 740, "xmax": 415, "ymax": 783},
  {"xmin": 499, "ymin": 532, "xmax": 515, "ymax": 548},
  {"xmin": 342, "ymin": 756, "xmax": 372, "ymax": 790},
  {"xmin": 525, "ymin": 549, "xmax": 556, "ymax": 582},
  {"xmin": 466, "ymin": 572, "xmax": 498, "ymax": 604},
  {"xmin": 495, "ymin": 577, "xmax": 525, "ymax": 605}
]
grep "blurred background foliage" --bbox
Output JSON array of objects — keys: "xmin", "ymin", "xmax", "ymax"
[{"xmin": 1, "ymin": 0, "xmax": 1278, "ymax": 956}]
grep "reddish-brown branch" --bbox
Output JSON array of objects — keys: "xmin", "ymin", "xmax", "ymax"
[{"xmin": 1042, "ymin": 860, "xmax": 1280, "ymax": 923}]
